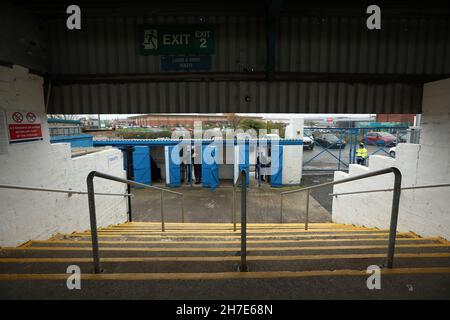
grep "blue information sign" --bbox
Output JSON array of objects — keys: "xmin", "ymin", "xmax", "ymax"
[{"xmin": 161, "ymin": 55, "xmax": 212, "ymax": 71}]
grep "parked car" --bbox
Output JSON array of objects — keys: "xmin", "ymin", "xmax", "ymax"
[
  {"xmin": 364, "ymin": 132, "xmax": 398, "ymax": 147},
  {"xmin": 389, "ymin": 147, "xmax": 396, "ymax": 158},
  {"xmin": 303, "ymin": 136, "xmax": 314, "ymax": 150},
  {"xmin": 315, "ymin": 134, "xmax": 346, "ymax": 149}
]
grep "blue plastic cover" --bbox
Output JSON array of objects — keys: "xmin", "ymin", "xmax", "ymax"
[
  {"xmin": 168, "ymin": 145, "xmax": 181, "ymax": 187},
  {"xmin": 202, "ymin": 145, "xmax": 219, "ymax": 190},
  {"xmin": 270, "ymin": 144, "xmax": 283, "ymax": 187},
  {"xmin": 133, "ymin": 146, "xmax": 151, "ymax": 187},
  {"xmin": 237, "ymin": 142, "xmax": 250, "ymax": 186}
]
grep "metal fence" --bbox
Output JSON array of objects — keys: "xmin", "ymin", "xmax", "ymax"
[{"xmin": 303, "ymin": 126, "xmax": 420, "ymax": 173}]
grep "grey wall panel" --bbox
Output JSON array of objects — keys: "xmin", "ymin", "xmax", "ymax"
[{"xmin": 48, "ymin": 81, "xmax": 422, "ymax": 114}]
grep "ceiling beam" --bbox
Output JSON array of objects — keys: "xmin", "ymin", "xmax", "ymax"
[{"xmin": 48, "ymin": 72, "xmax": 449, "ymax": 85}]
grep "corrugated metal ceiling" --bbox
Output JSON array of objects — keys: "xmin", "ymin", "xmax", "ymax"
[
  {"xmin": 5, "ymin": 0, "xmax": 449, "ymax": 114},
  {"xmin": 49, "ymin": 81, "xmax": 422, "ymax": 114}
]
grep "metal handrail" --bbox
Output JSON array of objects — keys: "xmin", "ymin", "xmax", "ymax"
[
  {"xmin": 330, "ymin": 183, "xmax": 450, "ymax": 197},
  {"xmin": 232, "ymin": 170, "xmax": 249, "ymax": 232},
  {"xmin": 280, "ymin": 167, "xmax": 402, "ymax": 268},
  {"xmin": 235, "ymin": 170, "xmax": 248, "ymax": 272},
  {"xmin": 0, "ymin": 183, "xmax": 132, "ymax": 197},
  {"xmin": 86, "ymin": 171, "xmax": 184, "ymax": 273}
]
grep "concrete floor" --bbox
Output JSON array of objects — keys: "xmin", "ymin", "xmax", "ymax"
[
  {"xmin": 1, "ymin": 274, "xmax": 449, "ymax": 299},
  {"xmin": 301, "ymin": 174, "xmax": 335, "ymax": 212},
  {"xmin": 130, "ymin": 182, "xmax": 331, "ymax": 224}
]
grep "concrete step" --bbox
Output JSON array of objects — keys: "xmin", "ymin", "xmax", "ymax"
[
  {"xmin": 89, "ymin": 229, "xmax": 398, "ymax": 237},
  {"xmin": 56, "ymin": 232, "xmax": 416, "ymax": 241},
  {"xmin": 0, "ymin": 256, "xmax": 449, "ymax": 274},
  {"xmin": 2, "ymin": 268, "xmax": 449, "ymax": 299},
  {"xmin": 2, "ymin": 242, "xmax": 449, "ymax": 257},
  {"xmin": 122, "ymin": 222, "xmax": 346, "ymax": 227},
  {"xmin": 104, "ymin": 224, "xmax": 372, "ymax": 230},
  {"xmin": 25, "ymin": 237, "xmax": 443, "ymax": 248}
]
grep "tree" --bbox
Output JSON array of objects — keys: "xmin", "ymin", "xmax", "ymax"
[
  {"xmin": 238, "ymin": 118, "xmax": 266, "ymax": 131},
  {"xmin": 226, "ymin": 113, "xmax": 241, "ymax": 129},
  {"xmin": 266, "ymin": 121, "xmax": 286, "ymax": 138}
]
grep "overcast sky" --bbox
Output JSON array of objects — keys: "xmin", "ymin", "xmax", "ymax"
[{"xmin": 90, "ymin": 113, "xmax": 375, "ymax": 120}]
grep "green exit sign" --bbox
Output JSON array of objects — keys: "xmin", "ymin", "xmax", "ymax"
[{"xmin": 139, "ymin": 26, "xmax": 215, "ymax": 55}]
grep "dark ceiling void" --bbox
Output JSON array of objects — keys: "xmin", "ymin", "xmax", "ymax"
[
  {"xmin": 5, "ymin": 0, "xmax": 450, "ymax": 114},
  {"xmin": 10, "ymin": 0, "xmax": 450, "ymax": 19}
]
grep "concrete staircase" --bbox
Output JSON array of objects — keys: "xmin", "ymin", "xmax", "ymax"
[{"xmin": 1, "ymin": 222, "xmax": 449, "ymax": 299}]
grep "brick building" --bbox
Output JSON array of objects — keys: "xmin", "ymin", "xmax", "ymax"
[
  {"xmin": 376, "ymin": 114, "xmax": 415, "ymax": 125},
  {"xmin": 128, "ymin": 114, "xmax": 262, "ymax": 127}
]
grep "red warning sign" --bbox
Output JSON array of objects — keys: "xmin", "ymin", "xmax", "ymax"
[{"xmin": 7, "ymin": 111, "xmax": 43, "ymax": 143}]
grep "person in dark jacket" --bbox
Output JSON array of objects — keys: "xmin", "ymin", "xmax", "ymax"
[{"xmin": 192, "ymin": 145, "xmax": 202, "ymax": 184}]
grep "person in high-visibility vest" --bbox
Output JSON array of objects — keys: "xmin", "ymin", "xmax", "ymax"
[{"xmin": 356, "ymin": 142, "xmax": 368, "ymax": 165}]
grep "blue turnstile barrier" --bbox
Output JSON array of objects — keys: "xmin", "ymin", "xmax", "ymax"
[
  {"xmin": 133, "ymin": 146, "xmax": 151, "ymax": 186},
  {"xmin": 166, "ymin": 145, "xmax": 181, "ymax": 187},
  {"xmin": 236, "ymin": 142, "xmax": 250, "ymax": 186},
  {"xmin": 202, "ymin": 145, "xmax": 220, "ymax": 190},
  {"xmin": 270, "ymin": 144, "xmax": 283, "ymax": 187}
]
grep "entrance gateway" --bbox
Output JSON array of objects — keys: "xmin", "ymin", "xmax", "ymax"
[{"xmin": 94, "ymin": 138, "xmax": 303, "ymax": 189}]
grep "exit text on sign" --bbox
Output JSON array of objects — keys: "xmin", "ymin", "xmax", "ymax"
[{"xmin": 140, "ymin": 26, "xmax": 214, "ymax": 55}]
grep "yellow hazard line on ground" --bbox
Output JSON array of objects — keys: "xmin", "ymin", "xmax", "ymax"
[
  {"xmin": 103, "ymin": 226, "xmax": 376, "ymax": 232},
  {"xmin": 1, "ymin": 267, "xmax": 450, "ymax": 281},
  {"xmin": 105, "ymin": 225, "xmax": 373, "ymax": 231},
  {"xmin": 1, "ymin": 243, "xmax": 449, "ymax": 255},
  {"xmin": 0, "ymin": 252, "xmax": 449, "ymax": 263},
  {"xmin": 123, "ymin": 222, "xmax": 346, "ymax": 226},
  {"xmin": 27, "ymin": 237, "xmax": 440, "ymax": 246},
  {"xmin": 64, "ymin": 232, "xmax": 407, "ymax": 239},
  {"xmin": 91, "ymin": 229, "xmax": 384, "ymax": 235}
]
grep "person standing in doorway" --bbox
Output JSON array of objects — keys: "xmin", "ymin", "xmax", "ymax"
[
  {"xmin": 356, "ymin": 142, "xmax": 368, "ymax": 166},
  {"xmin": 192, "ymin": 145, "xmax": 202, "ymax": 184}
]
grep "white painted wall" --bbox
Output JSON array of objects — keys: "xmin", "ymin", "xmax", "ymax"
[
  {"xmin": 283, "ymin": 118, "xmax": 303, "ymax": 185},
  {"xmin": 285, "ymin": 118, "xmax": 304, "ymax": 139},
  {"xmin": 0, "ymin": 65, "xmax": 127, "ymax": 247},
  {"xmin": 282, "ymin": 145, "xmax": 303, "ymax": 185},
  {"xmin": 332, "ymin": 78, "xmax": 450, "ymax": 240}
]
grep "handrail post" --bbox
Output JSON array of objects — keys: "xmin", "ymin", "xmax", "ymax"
[
  {"xmin": 87, "ymin": 171, "xmax": 101, "ymax": 274},
  {"xmin": 233, "ymin": 186, "xmax": 237, "ymax": 231},
  {"xmin": 160, "ymin": 190, "xmax": 165, "ymax": 232},
  {"xmin": 124, "ymin": 146, "xmax": 134, "ymax": 222},
  {"xmin": 280, "ymin": 194, "xmax": 283, "ymax": 223},
  {"xmin": 387, "ymin": 167, "xmax": 402, "ymax": 268},
  {"xmin": 239, "ymin": 170, "xmax": 248, "ymax": 272},
  {"xmin": 305, "ymin": 189, "xmax": 310, "ymax": 230},
  {"xmin": 181, "ymin": 194, "xmax": 185, "ymax": 223}
]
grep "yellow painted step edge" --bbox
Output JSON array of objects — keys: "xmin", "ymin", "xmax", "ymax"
[
  {"xmin": 27, "ymin": 237, "xmax": 442, "ymax": 246},
  {"xmin": 91, "ymin": 229, "xmax": 385, "ymax": 235},
  {"xmin": 1, "ymin": 267, "xmax": 450, "ymax": 281},
  {"xmin": 0, "ymin": 252, "xmax": 449, "ymax": 263},
  {"xmin": 2, "ymin": 243, "xmax": 449, "ymax": 253},
  {"xmin": 123, "ymin": 222, "xmax": 345, "ymax": 226},
  {"xmin": 63, "ymin": 232, "xmax": 407, "ymax": 239}
]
